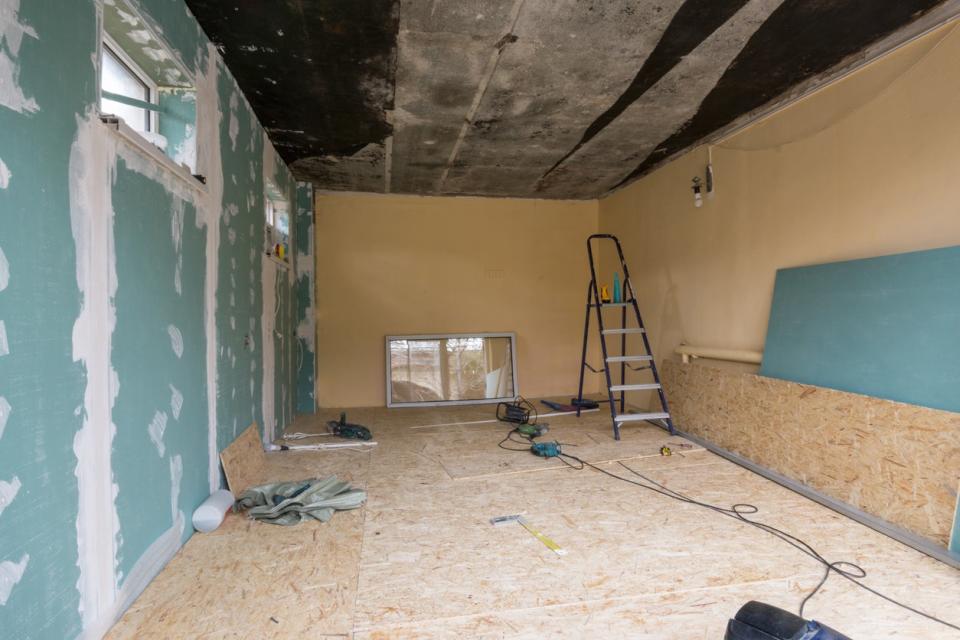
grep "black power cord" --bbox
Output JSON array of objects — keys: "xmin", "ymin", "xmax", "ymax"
[{"xmin": 552, "ymin": 452, "xmax": 960, "ymax": 633}]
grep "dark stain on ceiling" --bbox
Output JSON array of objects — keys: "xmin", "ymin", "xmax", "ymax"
[
  {"xmin": 542, "ymin": 0, "xmax": 752, "ymax": 180},
  {"xmin": 612, "ymin": 0, "xmax": 947, "ymax": 190},
  {"xmin": 185, "ymin": 0, "xmax": 953, "ymax": 199},
  {"xmin": 184, "ymin": 0, "xmax": 399, "ymax": 161}
]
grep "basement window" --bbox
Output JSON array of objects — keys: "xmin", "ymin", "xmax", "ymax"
[{"xmin": 98, "ymin": 0, "xmax": 198, "ymax": 172}]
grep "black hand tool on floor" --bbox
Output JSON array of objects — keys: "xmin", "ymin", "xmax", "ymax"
[{"xmin": 327, "ymin": 412, "xmax": 372, "ymax": 440}]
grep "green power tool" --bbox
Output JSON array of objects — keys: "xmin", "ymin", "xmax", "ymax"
[
  {"xmin": 515, "ymin": 423, "xmax": 549, "ymax": 438},
  {"xmin": 530, "ymin": 441, "xmax": 561, "ymax": 458}
]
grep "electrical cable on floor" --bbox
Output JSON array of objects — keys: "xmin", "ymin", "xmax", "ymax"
[
  {"xmin": 493, "ymin": 424, "xmax": 958, "ymax": 632},
  {"xmin": 553, "ymin": 451, "xmax": 960, "ymax": 633}
]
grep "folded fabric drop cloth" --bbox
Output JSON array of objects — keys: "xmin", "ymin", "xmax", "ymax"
[{"xmin": 234, "ymin": 476, "xmax": 366, "ymax": 525}]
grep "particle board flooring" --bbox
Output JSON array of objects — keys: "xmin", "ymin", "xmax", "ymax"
[{"xmin": 108, "ymin": 401, "xmax": 960, "ymax": 639}]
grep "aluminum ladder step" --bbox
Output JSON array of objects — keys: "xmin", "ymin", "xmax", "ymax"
[
  {"xmin": 609, "ymin": 383, "xmax": 661, "ymax": 392},
  {"xmin": 595, "ymin": 302, "xmax": 632, "ymax": 307},
  {"xmin": 606, "ymin": 355, "xmax": 652, "ymax": 363},
  {"xmin": 614, "ymin": 412, "xmax": 670, "ymax": 423},
  {"xmin": 601, "ymin": 328, "xmax": 645, "ymax": 335}
]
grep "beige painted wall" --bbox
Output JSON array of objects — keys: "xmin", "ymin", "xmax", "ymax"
[
  {"xmin": 599, "ymin": 22, "xmax": 960, "ymax": 386},
  {"xmin": 315, "ymin": 193, "xmax": 599, "ymax": 407}
]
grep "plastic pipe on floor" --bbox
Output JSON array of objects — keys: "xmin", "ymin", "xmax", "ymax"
[{"xmin": 192, "ymin": 489, "xmax": 234, "ymax": 533}]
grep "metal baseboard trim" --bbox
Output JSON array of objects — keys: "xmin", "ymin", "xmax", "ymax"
[{"xmin": 676, "ymin": 429, "xmax": 960, "ymax": 570}]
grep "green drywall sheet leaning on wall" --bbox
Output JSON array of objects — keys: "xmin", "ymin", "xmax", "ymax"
[{"xmin": 760, "ymin": 245, "xmax": 960, "ymax": 412}]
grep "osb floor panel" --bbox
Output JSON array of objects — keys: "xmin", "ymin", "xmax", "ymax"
[{"xmin": 109, "ymin": 402, "xmax": 960, "ymax": 639}]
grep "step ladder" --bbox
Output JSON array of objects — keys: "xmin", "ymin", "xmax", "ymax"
[{"xmin": 575, "ymin": 234, "xmax": 675, "ymax": 440}]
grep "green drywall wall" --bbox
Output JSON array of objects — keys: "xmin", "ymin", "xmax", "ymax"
[
  {"xmin": 0, "ymin": 0, "xmax": 304, "ymax": 636},
  {"xmin": 295, "ymin": 183, "xmax": 316, "ymax": 414},
  {"xmin": 111, "ymin": 161, "xmax": 208, "ymax": 581},
  {"xmin": 0, "ymin": 0, "xmax": 92, "ymax": 637},
  {"xmin": 215, "ymin": 77, "xmax": 266, "ymax": 450},
  {"xmin": 158, "ymin": 89, "xmax": 197, "ymax": 168}
]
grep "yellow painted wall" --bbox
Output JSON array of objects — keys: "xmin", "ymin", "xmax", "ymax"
[
  {"xmin": 315, "ymin": 193, "xmax": 599, "ymax": 407},
  {"xmin": 599, "ymin": 22, "xmax": 960, "ymax": 384}
]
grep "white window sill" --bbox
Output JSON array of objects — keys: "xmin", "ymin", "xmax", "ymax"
[
  {"xmin": 265, "ymin": 254, "xmax": 290, "ymax": 270},
  {"xmin": 100, "ymin": 116, "xmax": 206, "ymax": 194}
]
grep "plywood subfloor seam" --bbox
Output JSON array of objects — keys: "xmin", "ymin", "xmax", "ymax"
[{"xmin": 349, "ymin": 573, "xmax": 826, "ymax": 633}]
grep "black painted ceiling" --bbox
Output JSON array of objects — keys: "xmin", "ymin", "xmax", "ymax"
[{"xmin": 186, "ymin": 0, "xmax": 952, "ymax": 199}]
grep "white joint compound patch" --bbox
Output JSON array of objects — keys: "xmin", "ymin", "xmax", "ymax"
[
  {"xmin": 0, "ymin": 0, "xmax": 40, "ymax": 114},
  {"xmin": 171, "ymin": 199, "xmax": 185, "ymax": 296},
  {"xmin": 0, "ymin": 245, "xmax": 9, "ymax": 291},
  {"xmin": 0, "ymin": 158, "xmax": 10, "ymax": 188},
  {"xmin": 0, "ymin": 397, "xmax": 9, "ymax": 441},
  {"xmin": 167, "ymin": 324, "xmax": 183, "ymax": 359},
  {"xmin": 169, "ymin": 384, "xmax": 183, "ymax": 420},
  {"xmin": 0, "ymin": 554, "xmax": 28, "ymax": 606},
  {"xmin": 148, "ymin": 410, "xmax": 168, "ymax": 457},
  {"xmin": 197, "ymin": 46, "xmax": 223, "ymax": 492},
  {"xmin": 128, "ymin": 29, "xmax": 151, "ymax": 45},
  {"xmin": 260, "ymin": 260, "xmax": 277, "ymax": 444},
  {"xmin": 228, "ymin": 92, "xmax": 239, "ymax": 150},
  {"xmin": 0, "ymin": 320, "xmax": 8, "ymax": 357},
  {"xmin": 170, "ymin": 455, "xmax": 183, "ymax": 534},
  {"xmin": 0, "ymin": 476, "xmax": 21, "ymax": 517},
  {"xmin": 70, "ymin": 110, "xmax": 121, "ymax": 628}
]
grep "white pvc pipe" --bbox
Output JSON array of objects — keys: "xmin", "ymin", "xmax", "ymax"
[
  {"xmin": 192, "ymin": 489, "xmax": 234, "ymax": 533},
  {"xmin": 675, "ymin": 345, "xmax": 763, "ymax": 365}
]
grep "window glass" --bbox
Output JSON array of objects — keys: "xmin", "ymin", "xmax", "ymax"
[
  {"xmin": 275, "ymin": 211, "xmax": 290, "ymax": 236},
  {"xmin": 265, "ymin": 199, "xmax": 275, "ymax": 227},
  {"xmin": 101, "ymin": 46, "xmax": 151, "ymax": 132}
]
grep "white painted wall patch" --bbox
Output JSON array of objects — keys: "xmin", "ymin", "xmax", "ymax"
[{"xmin": 0, "ymin": 158, "xmax": 10, "ymax": 188}]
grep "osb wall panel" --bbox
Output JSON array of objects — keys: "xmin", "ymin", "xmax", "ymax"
[
  {"xmin": 660, "ymin": 360, "xmax": 960, "ymax": 547},
  {"xmin": 220, "ymin": 424, "xmax": 265, "ymax": 496}
]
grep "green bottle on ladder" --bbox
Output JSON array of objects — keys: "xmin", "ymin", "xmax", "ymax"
[{"xmin": 575, "ymin": 234, "xmax": 675, "ymax": 440}]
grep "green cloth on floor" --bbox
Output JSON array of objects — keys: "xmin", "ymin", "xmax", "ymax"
[{"xmin": 234, "ymin": 476, "xmax": 366, "ymax": 525}]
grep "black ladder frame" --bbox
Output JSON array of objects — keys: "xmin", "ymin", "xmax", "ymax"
[{"xmin": 575, "ymin": 234, "xmax": 675, "ymax": 440}]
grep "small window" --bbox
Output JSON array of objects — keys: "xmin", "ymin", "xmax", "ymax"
[
  {"xmin": 265, "ymin": 184, "xmax": 290, "ymax": 263},
  {"xmin": 98, "ymin": 0, "xmax": 197, "ymax": 171},
  {"xmin": 100, "ymin": 42, "xmax": 155, "ymax": 134}
]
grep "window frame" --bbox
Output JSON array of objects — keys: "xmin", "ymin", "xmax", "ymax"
[
  {"xmin": 264, "ymin": 187, "xmax": 291, "ymax": 263},
  {"xmin": 99, "ymin": 33, "xmax": 159, "ymax": 134}
]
